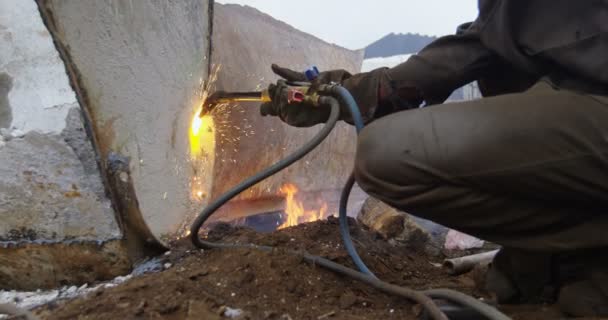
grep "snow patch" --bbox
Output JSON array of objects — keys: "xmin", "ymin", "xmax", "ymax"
[
  {"xmin": 361, "ymin": 54, "xmax": 413, "ymax": 72},
  {"xmin": 0, "ymin": 257, "xmax": 164, "ymax": 311},
  {"xmin": 223, "ymin": 307, "xmax": 243, "ymax": 318},
  {"xmin": 444, "ymin": 229, "xmax": 485, "ymax": 250}
]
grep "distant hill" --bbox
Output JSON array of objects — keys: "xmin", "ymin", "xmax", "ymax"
[{"xmin": 365, "ymin": 33, "xmax": 437, "ymax": 59}]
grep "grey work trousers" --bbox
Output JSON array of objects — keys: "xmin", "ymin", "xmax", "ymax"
[{"xmin": 354, "ymin": 81, "xmax": 608, "ymax": 252}]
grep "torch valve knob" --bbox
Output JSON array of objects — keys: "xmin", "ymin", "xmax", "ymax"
[{"xmin": 304, "ymin": 66, "xmax": 320, "ymax": 81}]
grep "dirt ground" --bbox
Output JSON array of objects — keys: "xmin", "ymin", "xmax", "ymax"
[{"xmin": 35, "ymin": 218, "xmax": 569, "ymax": 320}]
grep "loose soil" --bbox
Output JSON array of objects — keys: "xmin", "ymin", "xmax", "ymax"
[{"xmin": 35, "ymin": 218, "xmax": 566, "ymax": 320}]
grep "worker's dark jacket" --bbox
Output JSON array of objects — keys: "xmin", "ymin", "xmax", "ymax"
[{"xmin": 348, "ymin": 0, "xmax": 608, "ymax": 119}]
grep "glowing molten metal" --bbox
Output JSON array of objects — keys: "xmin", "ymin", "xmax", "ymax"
[{"xmin": 278, "ymin": 183, "xmax": 328, "ymax": 229}]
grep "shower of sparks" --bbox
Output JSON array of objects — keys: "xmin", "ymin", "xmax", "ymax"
[
  {"xmin": 189, "ymin": 64, "xmax": 224, "ymax": 203},
  {"xmin": 182, "ymin": 63, "xmax": 270, "ymax": 240},
  {"xmin": 193, "ymin": 64, "xmax": 259, "ymax": 168}
]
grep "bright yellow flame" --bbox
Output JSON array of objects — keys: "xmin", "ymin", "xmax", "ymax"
[
  {"xmin": 192, "ymin": 116, "xmax": 202, "ymax": 136},
  {"xmin": 189, "ymin": 108, "xmax": 215, "ymax": 158},
  {"xmin": 189, "ymin": 105, "xmax": 216, "ymax": 201},
  {"xmin": 278, "ymin": 183, "xmax": 328, "ymax": 229}
]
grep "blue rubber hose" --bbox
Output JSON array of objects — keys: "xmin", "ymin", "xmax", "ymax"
[{"xmin": 318, "ymin": 85, "xmax": 377, "ymax": 277}]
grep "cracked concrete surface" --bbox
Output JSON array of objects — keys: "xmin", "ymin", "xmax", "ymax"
[
  {"xmin": 0, "ymin": 0, "xmax": 77, "ymax": 134},
  {"xmin": 0, "ymin": 130, "xmax": 120, "ymax": 243}
]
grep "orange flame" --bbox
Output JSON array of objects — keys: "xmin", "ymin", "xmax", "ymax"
[{"xmin": 278, "ymin": 183, "xmax": 328, "ymax": 229}]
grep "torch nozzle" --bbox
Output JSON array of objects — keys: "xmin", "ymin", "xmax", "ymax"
[{"xmin": 199, "ymin": 90, "xmax": 271, "ymax": 117}]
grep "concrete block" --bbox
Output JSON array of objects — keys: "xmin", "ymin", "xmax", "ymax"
[
  {"xmin": 0, "ymin": 131, "xmax": 119, "ymax": 243},
  {"xmin": 38, "ymin": 0, "xmax": 213, "ymax": 241},
  {"xmin": 1, "ymin": 0, "xmax": 213, "ymax": 289},
  {"xmin": 0, "ymin": 0, "xmax": 129, "ymax": 290}
]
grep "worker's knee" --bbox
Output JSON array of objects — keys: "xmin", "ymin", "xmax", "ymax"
[
  {"xmin": 354, "ymin": 120, "xmax": 406, "ymax": 194},
  {"xmin": 354, "ymin": 127, "xmax": 375, "ymax": 191},
  {"xmin": 354, "ymin": 111, "xmax": 442, "ymax": 199}
]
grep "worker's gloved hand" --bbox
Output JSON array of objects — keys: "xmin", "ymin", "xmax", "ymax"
[
  {"xmin": 260, "ymin": 64, "xmax": 352, "ymax": 127},
  {"xmin": 260, "ymin": 80, "xmax": 330, "ymax": 127},
  {"xmin": 261, "ymin": 64, "xmax": 416, "ymax": 127}
]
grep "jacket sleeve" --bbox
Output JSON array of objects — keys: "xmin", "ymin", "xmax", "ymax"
[{"xmin": 341, "ymin": 23, "xmax": 501, "ymax": 122}]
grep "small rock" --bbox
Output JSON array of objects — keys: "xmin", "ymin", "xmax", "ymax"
[
  {"xmin": 221, "ymin": 306, "xmax": 243, "ymax": 318},
  {"xmin": 164, "ymin": 263, "xmax": 172, "ymax": 269},
  {"xmin": 187, "ymin": 269, "xmax": 209, "ymax": 280},
  {"xmin": 285, "ymin": 280, "xmax": 298, "ymax": 294},
  {"xmin": 134, "ymin": 300, "xmax": 147, "ymax": 316},
  {"xmin": 358, "ymin": 198, "xmax": 405, "ymax": 239},
  {"xmin": 236, "ymin": 272, "xmax": 255, "ymax": 288},
  {"xmin": 317, "ymin": 311, "xmax": 336, "ymax": 319},
  {"xmin": 444, "ymin": 229, "xmax": 485, "ymax": 250},
  {"xmin": 164, "ymin": 251, "xmax": 172, "ymax": 256},
  {"xmin": 0, "ymin": 128, "xmax": 11, "ymax": 139},
  {"xmin": 11, "ymin": 129, "xmax": 25, "ymax": 138},
  {"xmin": 263, "ymin": 311, "xmax": 279, "ymax": 319},
  {"xmin": 357, "ymin": 197, "xmax": 445, "ymax": 256},
  {"xmin": 65, "ymin": 286, "xmax": 78, "ymax": 294},
  {"xmin": 338, "ymin": 291, "xmax": 357, "ymax": 309},
  {"xmin": 187, "ymin": 300, "xmax": 221, "ymax": 320}
]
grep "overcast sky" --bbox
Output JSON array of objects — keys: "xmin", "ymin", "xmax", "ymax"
[{"xmin": 217, "ymin": 0, "xmax": 479, "ymax": 50}]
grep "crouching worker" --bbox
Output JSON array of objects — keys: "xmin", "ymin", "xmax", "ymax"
[{"xmin": 260, "ymin": 0, "xmax": 608, "ymax": 316}]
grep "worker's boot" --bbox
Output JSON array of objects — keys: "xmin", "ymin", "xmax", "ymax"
[
  {"xmin": 558, "ymin": 274, "xmax": 608, "ymax": 317},
  {"xmin": 484, "ymin": 248, "xmax": 608, "ymax": 317},
  {"xmin": 484, "ymin": 248, "xmax": 557, "ymax": 304},
  {"xmin": 556, "ymin": 251, "xmax": 608, "ymax": 317}
]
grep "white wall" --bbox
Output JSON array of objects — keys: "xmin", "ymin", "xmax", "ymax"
[{"xmin": 0, "ymin": 0, "xmax": 77, "ymax": 134}]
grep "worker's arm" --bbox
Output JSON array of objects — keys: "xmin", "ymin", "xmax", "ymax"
[
  {"xmin": 347, "ymin": 24, "xmax": 501, "ymax": 122},
  {"xmin": 263, "ymin": 23, "xmax": 509, "ymax": 126}
]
